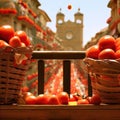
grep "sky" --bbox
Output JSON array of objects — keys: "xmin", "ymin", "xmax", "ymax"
[{"xmin": 38, "ymin": 0, "xmax": 110, "ymax": 46}]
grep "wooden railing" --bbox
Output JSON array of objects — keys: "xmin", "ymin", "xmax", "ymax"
[{"xmin": 32, "ymin": 51, "xmax": 92, "ymax": 96}]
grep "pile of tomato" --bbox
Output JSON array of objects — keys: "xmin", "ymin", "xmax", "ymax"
[
  {"xmin": 0, "ymin": 25, "xmax": 31, "ymax": 49},
  {"xmin": 86, "ymin": 35, "xmax": 120, "ymax": 59},
  {"xmin": 20, "ymin": 91, "xmax": 101, "ymax": 105}
]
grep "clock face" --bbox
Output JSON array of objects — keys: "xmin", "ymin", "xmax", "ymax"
[{"xmin": 66, "ymin": 32, "xmax": 73, "ymax": 40}]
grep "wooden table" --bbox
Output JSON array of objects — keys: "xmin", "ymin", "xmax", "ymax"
[{"xmin": 0, "ymin": 104, "xmax": 120, "ymax": 120}]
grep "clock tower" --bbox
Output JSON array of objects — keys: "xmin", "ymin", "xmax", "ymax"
[{"xmin": 56, "ymin": 8, "xmax": 84, "ymax": 51}]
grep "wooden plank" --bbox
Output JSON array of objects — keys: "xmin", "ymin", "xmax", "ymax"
[
  {"xmin": 63, "ymin": 60, "xmax": 71, "ymax": 95},
  {"xmin": 38, "ymin": 60, "xmax": 44, "ymax": 94},
  {"xmin": 32, "ymin": 51, "xmax": 85, "ymax": 59},
  {"xmin": 0, "ymin": 105, "xmax": 120, "ymax": 120}
]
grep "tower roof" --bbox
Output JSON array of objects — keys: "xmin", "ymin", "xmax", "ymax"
[
  {"xmin": 38, "ymin": 9, "xmax": 51, "ymax": 22},
  {"xmin": 74, "ymin": 8, "xmax": 83, "ymax": 16},
  {"xmin": 57, "ymin": 8, "xmax": 65, "ymax": 16}
]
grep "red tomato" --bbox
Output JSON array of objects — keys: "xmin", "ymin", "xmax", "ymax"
[
  {"xmin": 57, "ymin": 92, "xmax": 69, "ymax": 104},
  {"xmin": 98, "ymin": 48, "xmax": 116, "ymax": 59},
  {"xmin": 0, "ymin": 40, "xmax": 9, "ymax": 48},
  {"xmin": 48, "ymin": 94, "xmax": 60, "ymax": 105},
  {"xmin": 27, "ymin": 75, "xmax": 33, "ymax": 81},
  {"xmin": 25, "ymin": 95, "xmax": 36, "ymax": 105},
  {"xmin": 36, "ymin": 94, "xmax": 49, "ymax": 105},
  {"xmin": 0, "ymin": 40, "xmax": 12, "ymax": 52},
  {"xmin": 26, "ymin": 37, "xmax": 31, "ymax": 46},
  {"xmin": 77, "ymin": 99, "xmax": 89, "ymax": 105},
  {"xmin": 23, "ymin": 92, "xmax": 34, "ymax": 100},
  {"xmin": 68, "ymin": 4, "xmax": 72, "ymax": 10},
  {"xmin": 87, "ymin": 94, "xmax": 101, "ymax": 105},
  {"xmin": 115, "ymin": 50, "xmax": 120, "ymax": 59},
  {"xmin": 21, "ymin": 42, "xmax": 26, "ymax": 47},
  {"xmin": 69, "ymin": 93, "xmax": 81, "ymax": 102},
  {"xmin": 73, "ymin": 94, "xmax": 82, "ymax": 101},
  {"xmin": 115, "ymin": 37, "xmax": 120, "ymax": 45},
  {"xmin": 0, "ymin": 25, "xmax": 14, "ymax": 42},
  {"xmin": 21, "ymin": 86, "xmax": 29, "ymax": 93},
  {"xmin": 21, "ymin": 60, "xmax": 28, "ymax": 65},
  {"xmin": 86, "ymin": 45, "xmax": 100, "ymax": 59},
  {"xmin": 15, "ymin": 30, "xmax": 30, "ymax": 46},
  {"xmin": 69, "ymin": 94, "xmax": 78, "ymax": 102},
  {"xmin": 9, "ymin": 36, "xmax": 21, "ymax": 48},
  {"xmin": 115, "ymin": 37, "xmax": 120, "ymax": 50},
  {"xmin": 98, "ymin": 35, "xmax": 116, "ymax": 51},
  {"xmin": 116, "ymin": 44, "xmax": 120, "ymax": 51}
]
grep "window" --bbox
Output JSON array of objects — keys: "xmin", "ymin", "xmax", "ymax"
[
  {"xmin": 58, "ymin": 19, "xmax": 63, "ymax": 24},
  {"xmin": 76, "ymin": 19, "xmax": 82, "ymax": 24}
]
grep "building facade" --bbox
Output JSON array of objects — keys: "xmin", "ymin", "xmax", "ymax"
[
  {"xmin": 56, "ymin": 9, "xmax": 84, "ymax": 51},
  {"xmin": 85, "ymin": 0, "xmax": 120, "ymax": 49},
  {"xmin": 0, "ymin": 0, "xmax": 57, "ymax": 50}
]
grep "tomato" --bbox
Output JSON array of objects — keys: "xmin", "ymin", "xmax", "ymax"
[
  {"xmin": 26, "ymin": 37, "xmax": 31, "ymax": 46},
  {"xmin": 69, "ymin": 94, "xmax": 78, "ymax": 102},
  {"xmin": 115, "ymin": 37, "xmax": 120, "ymax": 45},
  {"xmin": 115, "ymin": 37, "xmax": 120, "ymax": 50},
  {"xmin": 86, "ymin": 45, "xmax": 100, "ymax": 59},
  {"xmin": 36, "ymin": 94, "xmax": 49, "ymax": 105},
  {"xmin": 9, "ymin": 36, "xmax": 21, "ymax": 48},
  {"xmin": 68, "ymin": 4, "xmax": 72, "ymax": 10},
  {"xmin": 77, "ymin": 99, "xmax": 89, "ymax": 105},
  {"xmin": 87, "ymin": 94, "xmax": 101, "ymax": 105},
  {"xmin": 15, "ymin": 30, "xmax": 30, "ymax": 46},
  {"xmin": 22, "ymin": 92, "xmax": 34, "ymax": 99},
  {"xmin": 27, "ymin": 75, "xmax": 32, "ymax": 81},
  {"xmin": 21, "ymin": 86, "xmax": 29, "ymax": 93},
  {"xmin": 98, "ymin": 35, "xmax": 116, "ymax": 51},
  {"xmin": 25, "ymin": 95, "xmax": 36, "ymax": 104},
  {"xmin": 115, "ymin": 50, "xmax": 120, "ymax": 59},
  {"xmin": 0, "ymin": 25, "xmax": 15, "ymax": 42},
  {"xmin": 69, "ymin": 93, "xmax": 81, "ymax": 102},
  {"xmin": 116, "ymin": 44, "xmax": 120, "ymax": 51},
  {"xmin": 57, "ymin": 91, "xmax": 69, "ymax": 104},
  {"xmin": 0, "ymin": 40, "xmax": 12, "ymax": 52},
  {"xmin": 0, "ymin": 40, "xmax": 9, "ymax": 48},
  {"xmin": 21, "ymin": 42, "xmax": 26, "ymax": 47},
  {"xmin": 48, "ymin": 94, "xmax": 60, "ymax": 105},
  {"xmin": 73, "ymin": 94, "xmax": 82, "ymax": 101},
  {"xmin": 98, "ymin": 48, "xmax": 116, "ymax": 59}
]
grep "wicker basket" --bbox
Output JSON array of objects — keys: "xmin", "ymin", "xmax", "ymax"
[
  {"xmin": 0, "ymin": 46, "xmax": 32, "ymax": 104},
  {"xmin": 84, "ymin": 58, "xmax": 120, "ymax": 104}
]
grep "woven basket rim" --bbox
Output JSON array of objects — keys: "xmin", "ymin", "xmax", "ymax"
[
  {"xmin": 84, "ymin": 58, "xmax": 120, "ymax": 75},
  {"xmin": 0, "ymin": 46, "xmax": 33, "ymax": 54}
]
